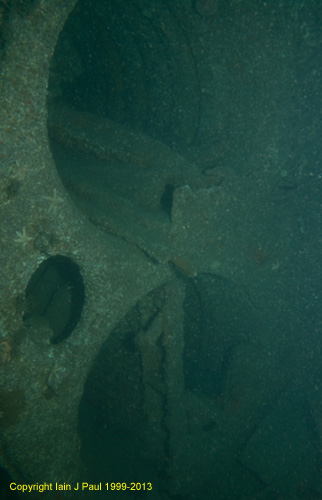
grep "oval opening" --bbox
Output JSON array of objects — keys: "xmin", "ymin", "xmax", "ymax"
[
  {"xmin": 48, "ymin": 0, "xmax": 199, "ymax": 147},
  {"xmin": 23, "ymin": 255, "xmax": 85, "ymax": 344},
  {"xmin": 46, "ymin": 0, "xmax": 201, "ymax": 239}
]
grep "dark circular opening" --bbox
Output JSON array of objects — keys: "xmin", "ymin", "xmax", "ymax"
[
  {"xmin": 45, "ymin": 0, "xmax": 210, "ymax": 239},
  {"xmin": 77, "ymin": 277, "xmax": 251, "ymax": 495},
  {"xmin": 48, "ymin": 0, "xmax": 200, "ymax": 148},
  {"xmin": 23, "ymin": 255, "xmax": 85, "ymax": 344}
]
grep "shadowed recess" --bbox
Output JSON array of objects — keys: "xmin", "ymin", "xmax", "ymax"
[{"xmin": 23, "ymin": 255, "xmax": 85, "ymax": 344}]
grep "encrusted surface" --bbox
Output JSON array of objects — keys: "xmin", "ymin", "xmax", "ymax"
[
  {"xmin": 1, "ymin": 1, "xmax": 322, "ymax": 498},
  {"xmin": 0, "ymin": 0, "xmax": 171, "ymax": 486}
]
